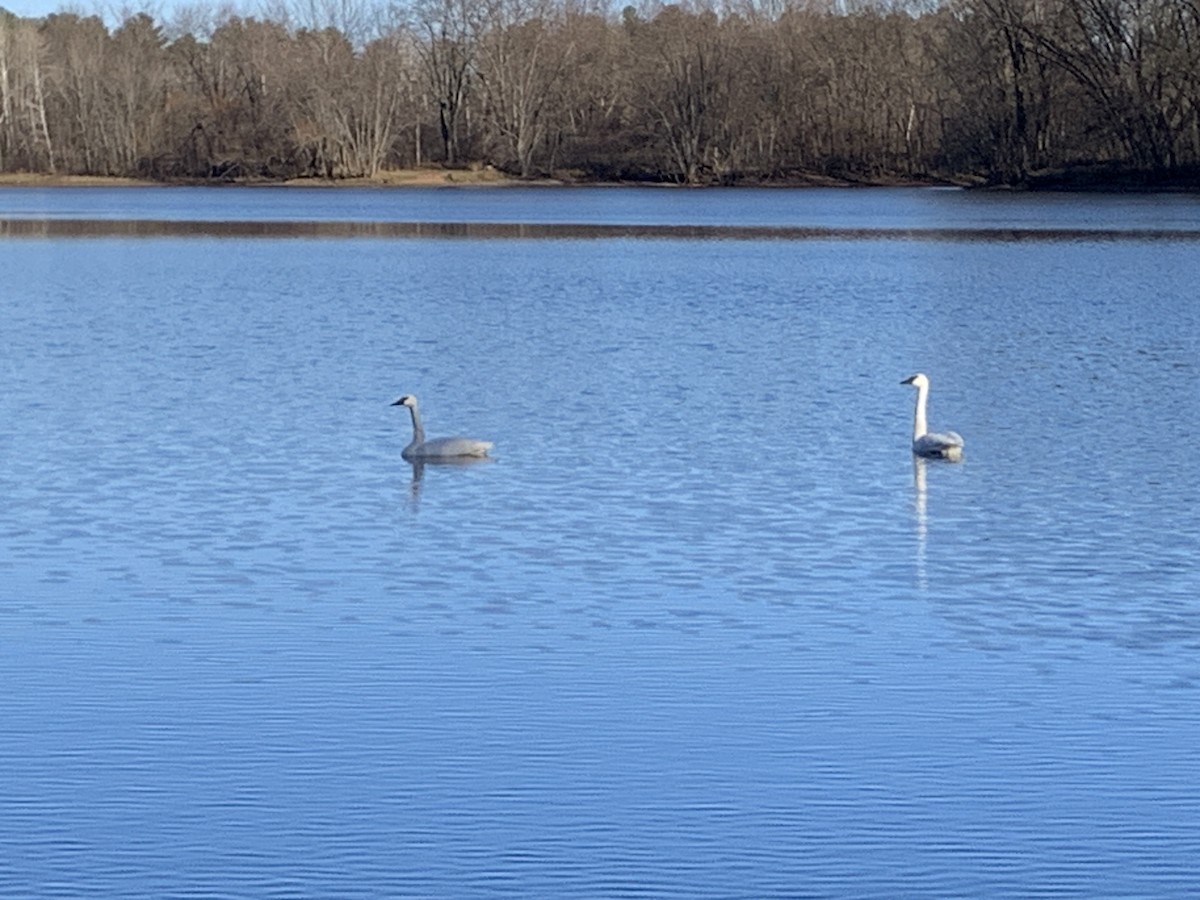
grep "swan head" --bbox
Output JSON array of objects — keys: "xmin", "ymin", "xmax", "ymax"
[
  {"xmin": 901, "ymin": 373, "xmax": 929, "ymax": 389},
  {"xmin": 391, "ymin": 394, "xmax": 417, "ymax": 408}
]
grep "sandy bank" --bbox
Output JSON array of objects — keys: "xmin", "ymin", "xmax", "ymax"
[{"xmin": 0, "ymin": 167, "xmax": 542, "ymax": 188}]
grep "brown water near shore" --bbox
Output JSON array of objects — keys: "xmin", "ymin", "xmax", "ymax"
[{"xmin": 3, "ymin": 217, "xmax": 1198, "ymax": 241}]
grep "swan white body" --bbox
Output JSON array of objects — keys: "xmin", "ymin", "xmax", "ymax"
[
  {"xmin": 392, "ymin": 394, "xmax": 493, "ymax": 460},
  {"xmin": 901, "ymin": 373, "xmax": 964, "ymax": 460}
]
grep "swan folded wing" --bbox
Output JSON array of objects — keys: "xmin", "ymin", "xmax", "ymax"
[
  {"xmin": 409, "ymin": 436, "xmax": 494, "ymax": 459},
  {"xmin": 913, "ymin": 431, "xmax": 964, "ymax": 458}
]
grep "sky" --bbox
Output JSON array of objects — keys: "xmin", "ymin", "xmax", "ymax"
[
  {"xmin": 3, "ymin": 0, "xmax": 216, "ymax": 24},
  {"xmin": 4, "ymin": 0, "xmax": 158, "ymax": 19},
  {"xmin": 3, "ymin": 0, "xmax": 64, "ymax": 15}
]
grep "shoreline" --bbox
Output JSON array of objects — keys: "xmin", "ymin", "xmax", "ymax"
[
  {"xmin": 0, "ymin": 167, "xmax": 1195, "ymax": 191},
  {"xmin": 0, "ymin": 167, "xmax": 971, "ymax": 190},
  {"xmin": 0, "ymin": 169, "xmax": 517, "ymax": 188}
]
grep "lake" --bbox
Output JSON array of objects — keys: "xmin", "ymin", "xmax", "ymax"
[{"xmin": 2, "ymin": 185, "xmax": 1199, "ymax": 898}]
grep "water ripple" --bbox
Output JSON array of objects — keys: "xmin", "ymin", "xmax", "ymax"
[{"xmin": 3, "ymin": 195, "xmax": 1200, "ymax": 898}]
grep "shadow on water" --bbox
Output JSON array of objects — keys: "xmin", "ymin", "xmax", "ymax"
[{"xmin": 4, "ymin": 217, "xmax": 1200, "ymax": 241}]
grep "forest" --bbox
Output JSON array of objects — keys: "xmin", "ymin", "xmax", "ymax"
[{"xmin": 1, "ymin": 0, "xmax": 1198, "ymax": 186}]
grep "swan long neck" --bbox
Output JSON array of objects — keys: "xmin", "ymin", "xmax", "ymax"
[
  {"xmin": 912, "ymin": 382, "xmax": 929, "ymax": 440},
  {"xmin": 407, "ymin": 403, "xmax": 426, "ymax": 448}
]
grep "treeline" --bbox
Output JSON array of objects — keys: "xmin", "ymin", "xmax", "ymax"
[{"xmin": 1, "ymin": 0, "xmax": 1198, "ymax": 185}]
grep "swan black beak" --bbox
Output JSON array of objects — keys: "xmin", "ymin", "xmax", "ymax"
[{"xmin": 901, "ymin": 376, "xmax": 915, "ymax": 385}]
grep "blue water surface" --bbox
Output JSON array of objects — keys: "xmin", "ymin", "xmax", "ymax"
[
  {"xmin": 2, "ymin": 182, "xmax": 1200, "ymax": 231},
  {"xmin": 1, "ymin": 188, "xmax": 1199, "ymax": 897}
]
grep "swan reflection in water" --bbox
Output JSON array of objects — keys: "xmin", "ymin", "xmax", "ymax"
[
  {"xmin": 911, "ymin": 452, "xmax": 968, "ymax": 590},
  {"xmin": 913, "ymin": 456, "xmax": 928, "ymax": 590},
  {"xmin": 405, "ymin": 456, "xmax": 493, "ymax": 510}
]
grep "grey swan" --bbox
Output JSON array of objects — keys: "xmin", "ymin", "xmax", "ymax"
[{"xmin": 391, "ymin": 394, "xmax": 493, "ymax": 460}]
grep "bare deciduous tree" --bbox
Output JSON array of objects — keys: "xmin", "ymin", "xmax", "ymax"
[
  {"xmin": 626, "ymin": 4, "xmax": 739, "ymax": 183},
  {"xmin": 474, "ymin": 0, "xmax": 571, "ymax": 175},
  {"xmin": 0, "ymin": 0, "xmax": 1196, "ymax": 183},
  {"xmin": 0, "ymin": 11, "xmax": 55, "ymax": 171},
  {"xmin": 406, "ymin": 0, "xmax": 478, "ymax": 164}
]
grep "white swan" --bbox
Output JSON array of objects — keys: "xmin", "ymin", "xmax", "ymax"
[
  {"xmin": 901, "ymin": 373, "xmax": 964, "ymax": 460},
  {"xmin": 391, "ymin": 394, "xmax": 493, "ymax": 460}
]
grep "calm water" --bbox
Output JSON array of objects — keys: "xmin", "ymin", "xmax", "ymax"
[{"xmin": 2, "ymin": 187, "xmax": 1200, "ymax": 898}]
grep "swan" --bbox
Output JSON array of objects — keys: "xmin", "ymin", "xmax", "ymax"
[
  {"xmin": 391, "ymin": 394, "xmax": 493, "ymax": 460},
  {"xmin": 901, "ymin": 373, "xmax": 964, "ymax": 460}
]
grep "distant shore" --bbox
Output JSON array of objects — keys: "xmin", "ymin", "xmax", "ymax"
[
  {"xmin": 0, "ymin": 166, "xmax": 969, "ymax": 190},
  {"xmin": 0, "ymin": 168, "xmax": 521, "ymax": 188},
  {"xmin": 0, "ymin": 165, "xmax": 1195, "ymax": 191}
]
